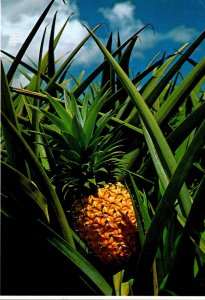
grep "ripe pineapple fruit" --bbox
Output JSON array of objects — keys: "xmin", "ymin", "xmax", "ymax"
[
  {"xmin": 71, "ymin": 182, "xmax": 137, "ymax": 264},
  {"xmin": 43, "ymin": 90, "xmax": 138, "ymax": 264}
]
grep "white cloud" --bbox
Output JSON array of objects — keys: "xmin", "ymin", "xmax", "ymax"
[
  {"xmin": 98, "ymin": 1, "xmax": 199, "ymax": 58},
  {"xmin": 1, "ymin": 0, "xmax": 102, "ymax": 87},
  {"xmin": 2, "ymin": 0, "xmax": 79, "ymax": 23},
  {"xmin": 1, "ymin": 1, "xmax": 72, "ymax": 57},
  {"xmin": 99, "ymin": 1, "xmax": 135, "ymax": 24},
  {"xmin": 165, "ymin": 25, "xmax": 199, "ymax": 43}
]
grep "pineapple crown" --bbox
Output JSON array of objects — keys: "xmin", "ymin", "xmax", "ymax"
[{"xmin": 40, "ymin": 88, "xmax": 126, "ymax": 201}]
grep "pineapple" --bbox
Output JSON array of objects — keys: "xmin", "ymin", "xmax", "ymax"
[
  {"xmin": 43, "ymin": 89, "xmax": 138, "ymax": 264},
  {"xmin": 71, "ymin": 182, "xmax": 137, "ymax": 264}
]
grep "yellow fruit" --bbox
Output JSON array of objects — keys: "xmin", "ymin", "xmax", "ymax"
[{"xmin": 71, "ymin": 182, "xmax": 138, "ymax": 264}]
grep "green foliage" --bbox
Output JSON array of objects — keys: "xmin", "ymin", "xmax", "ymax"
[
  {"xmin": 1, "ymin": 1, "xmax": 205, "ymax": 296},
  {"xmin": 34, "ymin": 89, "xmax": 125, "ymax": 201}
]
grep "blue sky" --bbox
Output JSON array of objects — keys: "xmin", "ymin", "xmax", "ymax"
[
  {"xmin": 1, "ymin": 0, "xmax": 205, "ymax": 86},
  {"xmin": 79, "ymin": 0, "xmax": 205, "ymax": 33}
]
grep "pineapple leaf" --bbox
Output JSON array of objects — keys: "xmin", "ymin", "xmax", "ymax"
[
  {"xmin": 1, "ymin": 63, "xmax": 26, "ymax": 172},
  {"xmin": 129, "ymin": 174, "xmax": 151, "ymax": 239},
  {"xmin": 45, "ymin": 24, "xmax": 101, "ymax": 93},
  {"xmin": 80, "ymin": 93, "xmax": 90, "ymax": 124},
  {"xmin": 44, "ymin": 92, "xmax": 73, "ymax": 129},
  {"xmin": 61, "ymin": 131, "xmax": 82, "ymax": 154},
  {"xmin": 113, "ymin": 270, "xmax": 124, "ymax": 296},
  {"xmin": 71, "ymin": 115, "xmax": 87, "ymax": 151},
  {"xmin": 47, "ymin": 11, "xmax": 57, "ymax": 80},
  {"xmin": 6, "ymin": 0, "xmax": 55, "ymax": 83},
  {"xmin": 83, "ymin": 89, "xmax": 111, "ymax": 145},
  {"xmin": 1, "ymin": 63, "xmax": 19, "ymax": 128},
  {"xmin": 65, "ymin": 92, "xmax": 84, "ymax": 127},
  {"xmin": 145, "ymin": 30, "xmax": 205, "ymax": 108},
  {"xmin": 74, "ymin": 24, "xmax": 150, "ymax": 99},
  {"xmin": 143, "ymin": 43, "xmax": 188, "ymax": 100},
  {"xmin": 117, "ymin": 35, "xmax": 138, "ymax": 90},
  {"xmin": 1, "ymin": 161, "xmax": 49, "ymax": 223},
  {"xmin": 121, "ymin": 279, "xmax": 134, "ymax": 296},
  {"xmin": 40, "ymin": 220, "xmax": 113, "ymax": 295},
  {"xmin": 155, "ymin": 57, "xmax": 205, "ymax": 125},
  {"xmin": 63, "ymin": 150, "xmax": 81, "ymax": 163},
  {"xmin": 101, "ymin": 33, "xmax": 113, "ymax": 89},
  {"xmin": 134, "ymin": 118, "xmax": 205, "ymax": 292},
  {"xmin": 1, "ymin": 111, "xmax": 75, "ymax": 247},
  {"xmin": 40, "ymin": 109, "xmax": 71, "ymax": 133}
]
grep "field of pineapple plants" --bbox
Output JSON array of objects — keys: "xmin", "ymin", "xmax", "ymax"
[{"xmin": 1, "ymin": 0, "xmax": 205, "ymax": 296}]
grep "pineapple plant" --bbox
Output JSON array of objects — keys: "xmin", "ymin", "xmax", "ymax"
[
  {"xmin": 41, "ymin": 90, "xmax": 138, "ymax": 264},
  {"xmin": 1, "ymin": 0, "xmax": 205, "ymax": 295}
]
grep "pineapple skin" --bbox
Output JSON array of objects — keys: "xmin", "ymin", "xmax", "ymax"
[{"xmin": 71, "ymin": 182, "xmax": 138, "ymax": 264}]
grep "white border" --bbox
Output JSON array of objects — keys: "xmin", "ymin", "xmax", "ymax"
[{"xmin": 0, "ymin": 297, "xmax": 204, "ymax": 299}]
